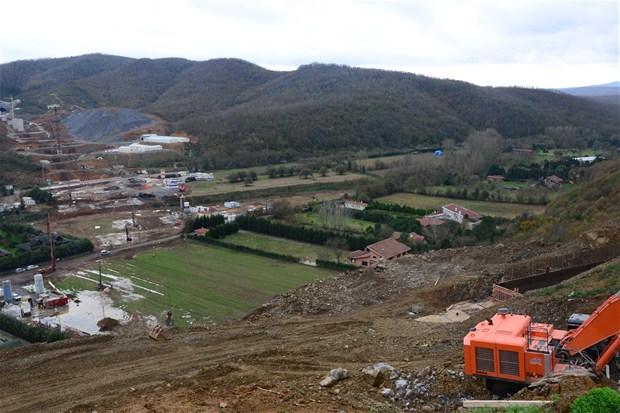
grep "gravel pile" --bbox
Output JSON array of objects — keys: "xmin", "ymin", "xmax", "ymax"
[{"xmin": 62, "ymin": 109, "xmax": 153, "ymax": 142}]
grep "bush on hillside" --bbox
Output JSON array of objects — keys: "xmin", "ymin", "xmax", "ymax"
[{"xmin": 570, "ymin": 387, "xmax": 620, "ymax": 413}]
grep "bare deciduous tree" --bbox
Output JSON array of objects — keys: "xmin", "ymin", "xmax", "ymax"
[
  {"xmin": 325, "ymin": 237, "xmax": 348, "ymax": 263},
  {"xmin": 317, "ymin": 200, "xmax": 351, "ymax": 230}
]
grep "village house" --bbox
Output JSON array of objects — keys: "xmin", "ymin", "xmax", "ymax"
[
  {"xmin": 193, "ymin": 228, "xmax": 209, "ymax": 237},
  {"xmin": 347, "ymin": 237, "xmax": 410, "ymax": 267},
  {"xmin": 408, "ymin": 232, "xmax": 426, "ymax": 244},
  {"xmin": 22, "ymin": 196, "xmax": 36, "ymax": 207},
  {"xmin": 544, "ymin": 175, "xmax": 564, "ymax": 189},
  {"xmin": 390, "ymin": 230, "xmax": 425, "ymax": 244},
  {"xmin": 440, "ymin": 204, "xmax": 482, "ymax": 225},
  {"xmin": 344, "ymin": 200, "xmax": 368, "ymax": 211}
]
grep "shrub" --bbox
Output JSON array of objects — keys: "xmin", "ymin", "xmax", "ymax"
[{"xmin": 570, "ymin": 387, "xmax": 620, "ymax": 413}]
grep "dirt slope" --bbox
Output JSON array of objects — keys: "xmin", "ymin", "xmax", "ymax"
[{"xmin": 1, "ymin": 223, "xmax": 619, "ymax": 413}]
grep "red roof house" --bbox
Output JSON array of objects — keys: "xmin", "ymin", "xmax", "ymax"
[
  {"xmin": 441, "ymin": 204, "xmax": 482, "ymax": 223},
  {"xmin": 348, "ymin": 238, "xmax": 410, "ymax": 267}
]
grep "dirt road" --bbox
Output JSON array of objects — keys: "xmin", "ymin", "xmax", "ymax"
[{"xmin": 0, "ymin": 295, "xmax": 478, "ymax": 413}]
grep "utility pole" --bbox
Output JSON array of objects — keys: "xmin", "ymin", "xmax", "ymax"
[{"xmin": 97, "ymin": 260, "xmax": 103, "ymax": 290}]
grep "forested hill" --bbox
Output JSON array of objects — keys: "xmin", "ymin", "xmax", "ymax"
[{"xmin": 2, "ymin": 54, "xmax": 618, "ymax": 167}]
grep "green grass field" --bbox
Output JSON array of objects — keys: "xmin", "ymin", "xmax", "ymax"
[
  {"xmin": 295, "ymin": 211, "xmax": 375, "ymax": 233},
  {"xmin": 58, "ymin": 241, "xmax": 338, "ymax": 325},
  {"xmin": 377, "ymin": 193, "xmax": 546, "ymax": 218},
  {"xmin": 223, "ymin": 231, "xmax": 344, "ymax": 262}
]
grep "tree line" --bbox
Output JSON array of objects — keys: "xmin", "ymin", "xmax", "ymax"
[{"xmin": 0, "ymin": 313, "xmax": 70, "ymax": 343}]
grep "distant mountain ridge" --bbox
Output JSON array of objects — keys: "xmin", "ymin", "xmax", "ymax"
[
  {"xmin": 555, "ymin": 81, "xmax": 619, "ymax": 97},
  {"xmin": 1, "ymin": 54, "xmax": 619, "ymax": 168}
]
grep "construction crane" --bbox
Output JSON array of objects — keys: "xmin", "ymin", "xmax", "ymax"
[
  {"xmin": 46, "ymin": 103, "xmax": 62, "ymax": 154},
  {"xmin": 38, "ymin": 213, "xmax": 56, "ymax": 275},
  {"xmin": 463, "ymin": 291, "xmax": 620, "ymax": 394}
]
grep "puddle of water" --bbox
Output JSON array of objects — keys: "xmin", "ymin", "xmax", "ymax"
[{"xmin": 55, "ymin": 291, "xmax": 129, "ymax": 334}]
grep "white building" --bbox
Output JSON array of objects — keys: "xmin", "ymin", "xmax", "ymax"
[
  {"xmin": 573, "ymin": 156, "xmax": 599, "ymax": 164},
  {"xmin": 117, "ymin": 143, "xmax": 163, "ymax": 153},
  {"xmin": 140, "ymin": 134, "xmax": 189, "ymax": 144},
  {"xmin": 344, "ymin": 200, "xmax": 368, "ymax": 211},
  {"xmin": 440, "ymin": 204, "xmax": 482, "ymax": 229},
  {"xmin": 224, "ymin": 201, "xmax": 240, "ymax": 208},
  {"xmin": 188, "ymin": 172, "xmax": 215, "ymax": 181},
  {"xmin": 22, "ymin": 197, "xmax": 36, "ymax": 207}
]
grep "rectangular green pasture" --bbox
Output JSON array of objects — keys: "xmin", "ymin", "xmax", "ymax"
[
  {"xmin": 377, "ymin": 193, "xmax": 546, "ymax": 218},
  {"xmin": 222, "ymin": 231, "xmax": 346, "ymax": 262},
  {"xmin": 60, "ymin": 241, "xmax": 338, "ymax": 325}
]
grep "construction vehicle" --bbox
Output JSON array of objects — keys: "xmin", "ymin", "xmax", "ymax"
[
  {"xmin": 148, "ymin": 324, "xmax": 166, "ymax": 341},
  {"xmin": 464, "ymin": 291, "xmax": 620, "ymax": 394},
  {"xmin": 38, "ymin": 214, "xmax": 56, "ymax": 275}
]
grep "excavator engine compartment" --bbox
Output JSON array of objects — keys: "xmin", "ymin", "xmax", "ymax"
[{"xmin": 464, "ymin": 291, "xmax": 620, "ymax": 390}]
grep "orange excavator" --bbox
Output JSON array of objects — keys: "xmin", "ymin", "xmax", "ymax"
[{"xmin": 464, "ymin": 291, "xmax": 620, "ymax": 394}]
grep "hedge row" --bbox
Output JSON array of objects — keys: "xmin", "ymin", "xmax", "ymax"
[
  {"xmin": 189, "ymin": 235, "xmax": 355, "ymax": 271},
  {"xmin": 366, "ymin": 200, "xmax": 434, "ymax": 216},
  {"xmin": 191, "ymin": 214, "xmax": 225, "ymax": 230},
  {"xmin": 189, "ymin": 235, "xmax": 298, "ymax": 263},
  {"xmin": 208, "ymin": 222, "xmax": 239, "ymax": 239},
  {"xmin": 236, "ymin": 215, "xmax": 377, "ymax": 251},
  {"xmin": 315, "ymin": 259, "xmax": 356, "ymax": 271},
  {"xmin": 0, "ymin": 313, "xmax": 70, "ymax": 343}
]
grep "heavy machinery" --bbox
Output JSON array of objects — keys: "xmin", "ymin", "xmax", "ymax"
[
  {"xmin": 464, "ymin": 291, "xmax": 620, "ymax": 393},
  {"xmin": 148, "ymin": 324, "xmax": 166, "ymax": 341}
]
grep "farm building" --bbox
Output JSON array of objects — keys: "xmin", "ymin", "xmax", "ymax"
[
  {"xmin": 344, "ymin": 200, "xmax": 368, "ymax": 211},
  {"xmin": 440, "ymin": 204, "xmax": 482, "ymax": 224},
  {"xmin": 22, "ymin": 196, "xmax": 36, "ymax": 207},
  {"xmin": 140, "ymin": 134, "xmax": 189, "ymax": 144},
  {"xmin": 117, "ymin": 143, "xmax": 163, "ymax": 153}
]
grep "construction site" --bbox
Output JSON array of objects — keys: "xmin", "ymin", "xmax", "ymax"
[
  {"xmin": 1, "ymin": 103, "xmax": 620, "ymax": 412},
  {"xmin": 0, "ymin": 216, "xmax": 617, "ymax": 412}
]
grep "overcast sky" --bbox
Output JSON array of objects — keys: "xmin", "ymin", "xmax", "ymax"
[{"xmin": 1, "ymin": 0, "xmax": 617, "ymax": 88}]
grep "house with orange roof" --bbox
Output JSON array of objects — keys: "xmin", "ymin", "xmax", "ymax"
[{"xmin": 347, "ymin": 237, "xmax": 411, "ymax": 267}]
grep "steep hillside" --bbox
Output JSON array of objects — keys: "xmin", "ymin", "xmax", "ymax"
[
  {"xmin": 0, "ymin": 54, "xmax": 133, "ymax": 111},
  {"xmin": 74, "ymin": 57, "xmax": 194, "ymax": 108},
  {"xmin": 2, "ymin": 55, "xmax": 619, "ymax": 167},
  {"xmin": 515, "ymin": 158, "xmax": 620, "ymax": 241}
]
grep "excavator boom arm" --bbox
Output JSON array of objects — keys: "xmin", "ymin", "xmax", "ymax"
[{"xmin": 559, "ymin": 290, "xmax": 620, "ymax": 371}]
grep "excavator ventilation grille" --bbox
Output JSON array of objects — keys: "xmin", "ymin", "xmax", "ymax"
[
  {"xmin": 499, "ymin": 350, "xmax": 520, "ymax": 376},
  {"xmin": 475, "ymin": 347, "xmax": 495, "ymax": 373}
]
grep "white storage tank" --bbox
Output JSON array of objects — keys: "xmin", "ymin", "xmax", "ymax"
[{"xmin": 34, "ymin": 273, "xmax": 45, "ymax": 294}]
